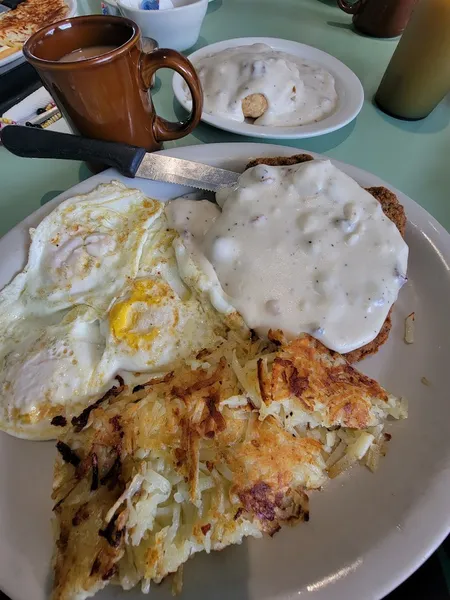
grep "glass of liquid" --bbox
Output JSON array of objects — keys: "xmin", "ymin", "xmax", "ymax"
[{"xmin": 375, "ymin": 0, "xmax": 450, "ymax": 120}]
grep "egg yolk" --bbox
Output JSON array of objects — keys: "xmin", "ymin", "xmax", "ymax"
[{"xmin": 109, "ymin": 279, "xmax": 170, "ymax": 351}]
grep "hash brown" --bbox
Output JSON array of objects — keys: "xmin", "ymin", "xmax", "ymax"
[
  {"xmin": 244, "ymin": 154, "xmax": 407, "ymax": 363},
  {"xmin": 0, "ymin": 0, "xmax": 69, "ymax": 49},
  {"xmin": 258, "ymin": 332, "xmax": 392, "ymax": 428},
  {"xmin": 51, "ymin": 337, "xmax": 324, "ymax": 600},
  {"xmin": 51, "ymin": 331, "xmax": 406, "ymax": 599}
]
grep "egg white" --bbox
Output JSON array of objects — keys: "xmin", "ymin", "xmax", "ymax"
[
  {"xmin": 0, "ymin": 182, "xmax": 164, "ymax": 439},
  {"xmin": 0, "ymin": 186, "xmax": 231, "ymax": 440},
  {"xmin": 18, "ymin": 181, "xmax": 162, "ymax": 315},
  {"xmin": 0, "ymin": 307, "xmax": 108, "ymax": 440},
  {"xmin": 94, "ymin": 214, "xmax": 227, "ymax": 379},
  {"xmin": 96, "ymin": 274, "xmax": 225, "ymax": 379}
]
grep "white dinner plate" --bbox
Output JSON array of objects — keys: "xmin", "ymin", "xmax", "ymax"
[
  {"xmin": 0, "ymin": 142, "xmax": 449, "ymax": 600},
  {"xmin": 0, "ymin": 0, "xmax": 77, "ymax": 70},
  {"xmin": 172, "ymin": 38, "xmax": 364, "ymax": 139}
]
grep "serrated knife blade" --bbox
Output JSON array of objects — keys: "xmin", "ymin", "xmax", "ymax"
[
  {"xmin": 0, "ymin": 126, "xmax": 241, "ymax": 192},
  {"xmin": 135, "ymin": 153, "xmax": 240, "ymax": 192}
]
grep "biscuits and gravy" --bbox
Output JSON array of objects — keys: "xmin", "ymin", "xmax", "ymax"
[{"xmin": 185, "ymin": 43, "xmax": 338, "ymax": 126}]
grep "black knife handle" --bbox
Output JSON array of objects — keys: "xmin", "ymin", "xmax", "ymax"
[{"xmin": 0, "ymin": 125, "xmax": 146, "ymax": 178}]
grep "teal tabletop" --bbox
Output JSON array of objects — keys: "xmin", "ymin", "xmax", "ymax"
[
  {"xmin": 0, "ymin": 0, "xmax": 449, "ymax": 598},
  {"xmin": 2, "ymin": 0, "xmax": 450, "ymax": 238}
]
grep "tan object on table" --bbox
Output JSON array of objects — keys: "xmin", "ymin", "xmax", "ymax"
[
  {"xmin": 337, "ymin": 0, "xmax": 418, "ymax": 38},
  {"xmin": 375, "ymin": 0, "xmax": 450, "ymax": 119},
  {"xmin": 242, "ymin": 93, "xmax": 269, "ymax": 119}
]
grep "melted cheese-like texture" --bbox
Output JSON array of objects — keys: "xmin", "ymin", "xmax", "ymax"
[{"xmin": 167, "ymin": 160, "xmax": 408, "ymax": 353}]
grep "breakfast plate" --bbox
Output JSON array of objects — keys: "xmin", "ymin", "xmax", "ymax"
[
  {"xmin": 0, "ymin": 142, "xmax": 449, "ymax": 600},
  {"xmin": 172, "ymin": 38, "xmax": 364, "ymax": 139},
  {"xmin": 0, "ymin": 0, "xmax": 77, "ymax": 70}
]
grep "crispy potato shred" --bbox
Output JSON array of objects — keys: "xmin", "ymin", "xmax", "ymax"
[{"xmin": 52, "ymin": 332, "xmax": 407, "ymax": 600}]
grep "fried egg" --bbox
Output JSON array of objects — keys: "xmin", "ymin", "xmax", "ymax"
[
  {"xmin": 18, "ymin": 181, "xmax": 162, "ymax": 315},
  {"xmin": 95, "ymin": 274, "xmax": 226, "ymax": 379},
  {"xmin": 0, "ymin": 184, "xmax": 228, "ymax": 440},
  {"xmin": 94, "ymin": 214, "xmax": 228, "ymax": 383},
  {"xmin": 0, "ymin": 307, "xmax": 106, "ymax": 440},
  {"xmin": 172, "ymin": 234, "xmax": 250, "ymax": 338},
  {"xmin": 165, "ymin": 198, "xmax": 250, "ymax": 339}
]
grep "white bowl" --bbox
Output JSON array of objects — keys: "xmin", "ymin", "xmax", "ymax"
[{"xmin": 117, "ymin": 0, "xmax": 208, "ymax": 52}]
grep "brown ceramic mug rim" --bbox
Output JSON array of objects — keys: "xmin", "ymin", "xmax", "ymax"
[{"xmin": 23, "ymin": 15, "xmax": 140, "ymax": 69}]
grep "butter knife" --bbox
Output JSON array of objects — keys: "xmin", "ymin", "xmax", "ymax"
[{"xmin": 0, "ymin": 125, "xmax": 240, "ymax": 192}]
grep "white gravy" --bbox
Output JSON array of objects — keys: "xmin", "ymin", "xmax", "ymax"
[
  {"xmin": 167, "ymin": 160, "xmax": 408, "ymax": 354},
  {"xmin": 186, "ymin": 43, "xmax": 338, "ymax": 126}
]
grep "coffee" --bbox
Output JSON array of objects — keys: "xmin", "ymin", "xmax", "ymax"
[{"xmin": 59, "ymin": 45, "xmax": 117, "ymax": 62}]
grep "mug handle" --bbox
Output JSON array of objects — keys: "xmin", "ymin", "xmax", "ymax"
[
  {"xmin": 337, "ymin": 0, "xmax": 362, "ymax": 14},
  {"xmin": 139, "ymin": 48, "xmax": 203, "ymax": 143}
]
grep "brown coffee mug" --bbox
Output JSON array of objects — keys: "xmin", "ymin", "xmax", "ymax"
[
  {"xmin": 337, "ymin": 0, "xmax": 418, "ymax": 38},
  {"xmin": 23, "ymin": 15, "xmax": 203, "ymax": 152}
]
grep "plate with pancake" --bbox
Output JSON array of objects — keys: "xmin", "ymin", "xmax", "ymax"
[
  {"xmin": 172, "ymin": 38, "xmax": 364, "ymax": 139},
  {"xmin": 0, "ymin": 0, "xmax": 77, "ymax": 69},
  {"xmin": 0, "ymin": 142, "xmax": 449, "ymax": 600}
]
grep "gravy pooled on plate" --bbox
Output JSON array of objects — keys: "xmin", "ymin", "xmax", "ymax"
[{"xmin": 186, "ymin": 43, "xmax": 338, "ymax": 126}]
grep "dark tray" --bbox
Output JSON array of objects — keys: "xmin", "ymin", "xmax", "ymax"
[{"xmin": 0, "ymin": 61, "xmax": 41, "ymax": 116}]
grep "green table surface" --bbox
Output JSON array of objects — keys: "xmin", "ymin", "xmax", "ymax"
[
  {"xmin": 0, "ymin": 1, "xmax": 449, "ymax": 598},
  {"xmin": 2, "ymin": 0, "xmax": 450, "ymax": 238}
]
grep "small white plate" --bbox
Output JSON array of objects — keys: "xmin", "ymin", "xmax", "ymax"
[
  {"xmin": 0, "ymin": 143, "xmax": 449, "ymax": 600},
  {"xmin": 0, "ymin": 0, "xmax": 77, "ymax": 70},
  {"xmin": 172, "ymin": 37, "xmax": 364, "ymax": 139}
]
